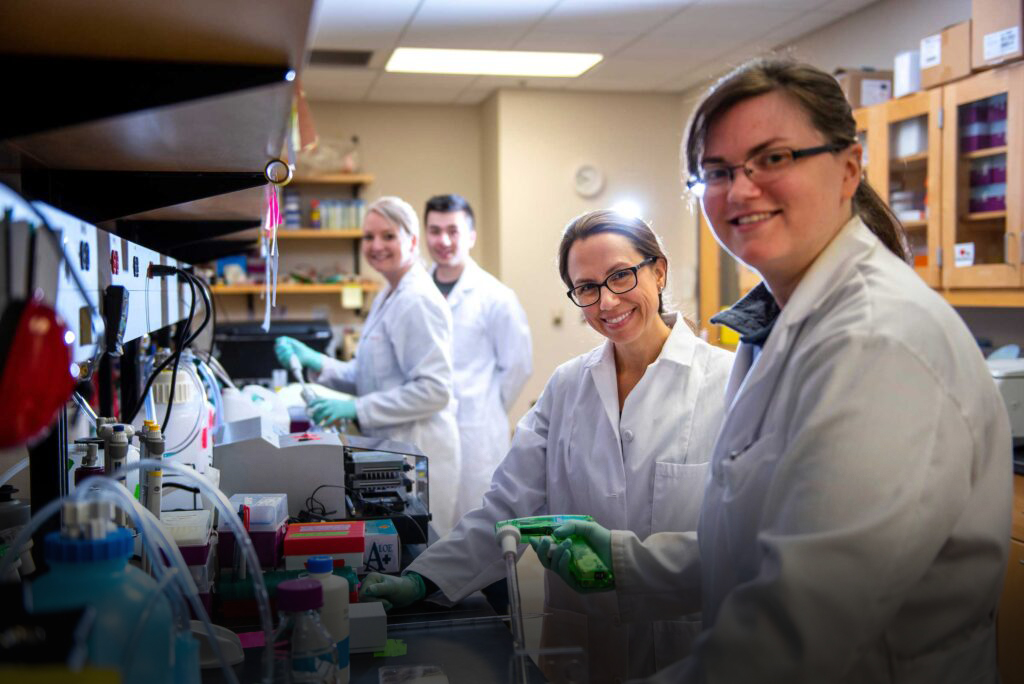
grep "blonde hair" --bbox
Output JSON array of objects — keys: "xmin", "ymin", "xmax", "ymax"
[{"xmin": 366, "ymin": 196, "xmax": 419, "ymax": 237}]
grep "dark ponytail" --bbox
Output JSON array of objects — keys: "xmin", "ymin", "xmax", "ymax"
[
  {"xmin": 684, "ymin": 57, "xmax": 909, "ymax": 263},
  {"xmin": 853, "ymin": 181, "xmax": 910, "ymax": 262}
]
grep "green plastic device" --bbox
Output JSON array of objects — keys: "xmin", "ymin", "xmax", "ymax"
[{"xmin": 495, "ymin": 514, "xmax": 614, "ymax": 590}]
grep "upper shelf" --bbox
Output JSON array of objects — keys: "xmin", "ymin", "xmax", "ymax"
[
  {"xmin": 0, "ymin": 0, "xmax": 315, "ymax": 259},
  {"xmin": 292, "ymin": 173, "xmax": 376, "ymax": 185}
]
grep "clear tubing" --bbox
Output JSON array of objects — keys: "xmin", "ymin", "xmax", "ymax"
[
  {"xmin": 70, "ymin": 479, "xmax": 237, "ymax": 684},
  {"xmin": 0, "ymin": 456, "xmax": 29, "ymax": 487},
  {"xmin": 195, "ymin": 359, "xmax": 223, "ymax": 427},
  {"xmin": 113, "ymin": 459, "xmax": 274, "ymax": 684},
  {"xmin": 0, "ymin": 483, "xmax": 237, "ymax": 684},
  {"xmin": 121, "ymin": 567, "xmax": 179, "ymax": 676},
  {"xmin": 0, "ymin": 496, "xmax": 65, "ymax": 579}
]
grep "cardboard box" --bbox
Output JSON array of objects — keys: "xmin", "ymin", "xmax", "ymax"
[
  {"xmin": 921, "ymin": 21, "xmax": 972, "ymax": 88},
  {"xmin": 283, "ymin": 520, "xmax": 365, "ymax": 556},
  {"xmin": 972, "ymin": 0, "xmax": 1023, "ymax": 69},
  {"xmin": 833, "ymin": 68, "xmax": 893, "ymax": 108},
  {"xmin": 362, "ymin": 519, "xmax": 400, "ymax": 574},
  {"xmin": 894, "ymin": 50, "xmax": 921, "ymax": 98}
]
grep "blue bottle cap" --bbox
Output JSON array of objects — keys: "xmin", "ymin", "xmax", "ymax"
[
  {"xmin": 307, "ymin": 555, "xmax": 333, "ymax": 574},
  {"xmin": 44, "ymin": 527, "xmax": 133, "ymax": 563}
]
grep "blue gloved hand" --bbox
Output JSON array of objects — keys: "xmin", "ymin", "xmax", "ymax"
[
  {"xmin": 274, "ymin": 336, "xmax": 324, "ymax": 373},
  {"xmin": 529, "ymin": 519, "xmax": 614, "ymax": 594},
  {"xmin": 358, "ymin": 571, "xmax": 426, "ymax": 611},
  {"xmin": 308, "ymin": 397, "xmax": 358, "ymax": 426}
]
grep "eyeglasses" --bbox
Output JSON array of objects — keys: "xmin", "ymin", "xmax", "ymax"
[
  {"xmin": 686, "ymin": 142, "xmax": 852, "ymax": 199},
  {"xmin": 567, "ymin": 257, "xmax": 656, "ymax": 307}
]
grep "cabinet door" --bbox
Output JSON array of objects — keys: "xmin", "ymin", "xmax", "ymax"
[
  {"xmin": 998, "ymin": 538, "xmax": 1024, "ymax": 684},
  {"xmin": 875, "ymin": 90, "xmax": 943, "ymax": 287},
  {"xmin": 942, "ymin": 64, "xmax": 1024, "ymax": 288}
]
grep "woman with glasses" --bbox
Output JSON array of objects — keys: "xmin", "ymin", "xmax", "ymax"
[
  {"xmin": 358, "ymin": 209, "xmax": 733, "ymax": 682},
  {"xmin": 544, "ymin": 59, "xmax": 1011, "ymax": 683}
]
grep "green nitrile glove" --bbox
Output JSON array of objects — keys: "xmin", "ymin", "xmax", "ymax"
[
  {"xmin": 274, "ymin": 336, "xmax": 324, "ymax": 373},
  {"xmin": 358, "ymin": 571, "xmax": 426, "ymax": 611},
  {"xmin": 530, "ymin": 519, "xmax": 614, "ymax": 594},
  {"xmin": 308, "ymin": 397, "xmax": 357, "ymax": 426}
]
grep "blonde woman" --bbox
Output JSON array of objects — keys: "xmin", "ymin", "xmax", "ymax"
[{"xmin": 276, "ymin": 196, "xmax": 462, "ymax": 535}]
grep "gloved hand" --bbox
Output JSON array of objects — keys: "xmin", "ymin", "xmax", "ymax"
[
  {"xmin": 274, "ymin": 336, "xmax": 324, "ymax": 373},
  {"xmin": 308, "ymin": 397, "xmax": 358, "ymax": 426},
  {"xmin": 358, "ymin": 571, "xmax": 426, "ymax": 611},
  {"xmin": 530, "ymin": 519, "xmax": 614, "ymax": 594}
]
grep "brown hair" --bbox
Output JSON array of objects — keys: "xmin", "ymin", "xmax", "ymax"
[
  {"xmin": 558, "ymin": 210, "xmax": 670, "ymax": 314},
  {"xmin": 683, "ymin": 57, "xmax": 909, "ymax": 262}
]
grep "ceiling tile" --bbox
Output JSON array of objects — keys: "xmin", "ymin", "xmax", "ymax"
[
  {"xmin": 538, "ymin": 0, "xmax": 693, "ymax": 35},
  {"xmin": 371, "ymin": 70, "xmax": 479, "ymax": 90},
  {"xmin": 403, "ymin": 0, "xmax": 557, "ymax": 49},
  {"xmin": 512, "ymin": 30, "xmax": 638, "ymax": 54},
  {"xmin": 470, "ymin": 75, "xmax": 577, "ymax": 90},
  {"xmin": 301, "ymin": 66, "xmax": 378, "ymax": 102},
  {"xmin": 311, "ymin": 0, "xmax": 419, "ymax": 50},
  {"xmin": 696, "ymin": 0, "xmax": 833, "ymax": 10},
  {"xmin": 653, "ymin": 4, "xmax": 800, "ymax": 39}
]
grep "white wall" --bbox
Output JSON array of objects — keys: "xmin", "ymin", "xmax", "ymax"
[{"xmin": 490, "ymin": 89, "xmax": 698, "ymax": 422}]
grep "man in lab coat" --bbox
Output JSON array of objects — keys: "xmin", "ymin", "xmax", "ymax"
[{"xmin": 423, "ymin": 194, "xmax": 533, "ymax": 522}]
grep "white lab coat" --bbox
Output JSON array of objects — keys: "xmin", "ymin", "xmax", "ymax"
[
  {"xmin": 316, "ymin": 262, "xmax": 462, "ymax": 535},
  {"xmin": 408, "ymin": 314, "xmax": 733, "ymax": 683},
  {"xmin": 431, "ymin": 257, "xmax": 533, "ymax": 523},
  {"xmin": 612, "ymin": 217, "xmax": 1013, "ymax": 684}
]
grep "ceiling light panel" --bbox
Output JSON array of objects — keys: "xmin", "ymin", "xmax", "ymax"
[{"xmin": 386, "ymin": 48, "xmax": 602, "ymax": 77}]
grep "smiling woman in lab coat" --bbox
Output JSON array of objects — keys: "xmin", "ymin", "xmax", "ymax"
[
  {"xmin": 358, "ymin": 209, "xmax": 733, "ymax": 682},
  {"xmin": 550, "ymin": 59, "xmax": 1013, "ymax": 684},
  {"xmin": 274, "ymin": 196, "xmax": 462, "ymax": 535}
]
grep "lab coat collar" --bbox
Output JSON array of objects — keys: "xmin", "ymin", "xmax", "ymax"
[
  {"xmin": 583, "ymin": 312, "xmax": 698, "ymax": 372},
  {"xmin": 362, "ymin": 261, "xmax": 429, "ymax": 339},
  {"xmin": 776, "ymin": 215, "xmax": 876, "ymax": 333},
  {"xmin": 430, "ymin": 257, "xmax": 483, "ymax": 307}
]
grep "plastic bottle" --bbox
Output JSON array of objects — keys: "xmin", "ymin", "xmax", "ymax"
[
  {"xmin": 307, "ymin": 555, "xmax": 350, "ymax": 682},
  {"xmin": 144, "ymin": 352, "xmax": 212, "ymax": 510},
  {"xmin": 273, "ymin": 578, "xmax": 340, "ymax": 683},
  {"xmin": 28, "ymin": 526, "xmax": 175, "ymax": 684},
  {"xmin": 310, "ymin": 199, "xmax": 322, "ymax": 229}
]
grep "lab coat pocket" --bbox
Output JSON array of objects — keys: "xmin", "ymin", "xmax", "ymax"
[
  {"xmin": 368, "ymin": 332, "xmax": 396, "ymax": 379},
  {"xmin": 651, "ymin": 462, "xmax": 709, "ymax": 534},
  {"xmin": 652, "ymin": 616, "xmax": 702, "ymax": 670},
  {"xmin": 716, "ymin": 430, "xmax": 782, "ymax": 498}
]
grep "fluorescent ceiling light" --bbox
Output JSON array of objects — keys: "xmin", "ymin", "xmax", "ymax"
[{"xmin": 386, "ymin": 47, "xmax": 602, "ymax": 77}]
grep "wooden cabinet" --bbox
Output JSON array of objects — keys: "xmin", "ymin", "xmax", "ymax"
[
  {"xmin": 941, "ymin": 65, "xmax": 1024, "ymax": 289},
  {"xmin": 998, "ymin": 476, "xmax": 1024, "ymax": 684},
  {"xmin": 875, "ymin": 90, "xmax": 944, "ymax": 287}
]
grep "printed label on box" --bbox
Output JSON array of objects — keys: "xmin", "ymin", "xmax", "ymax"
[
  {"xmin": 364, "ymin": 538, "xmax": 399, "ymax": 573},
  {"xmin": 860, "ymin": 79, "xmax": 891, "ymax": 106},
  {"xmin": 984, "ymin": 27, "xmax": 1021, "ymax": 61},
  {"xmin": 920, "ymin": 34, "xmax": 942, "ymax": 68},
  {"xmin": 954, "ymin": 242, "xmax": 975, "ymax": 268}
]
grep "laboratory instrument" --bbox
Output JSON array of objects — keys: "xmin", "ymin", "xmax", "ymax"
[{"xmin": 496, "ymin": 515, "xmax": 615, "ymax": 591}]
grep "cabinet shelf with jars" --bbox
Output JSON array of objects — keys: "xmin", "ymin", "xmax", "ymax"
[{"xmin": 941, "ymin": 65, "xmax": 1021, "ymax": 289}]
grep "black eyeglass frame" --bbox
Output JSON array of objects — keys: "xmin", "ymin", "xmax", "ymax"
[
  {"xmin": 566, "ymin": 256, "xmax": 658, "ymax": 308},
  {"xmin": 685, "ymin": 141, "xmax": 853, "ymax": 190}
]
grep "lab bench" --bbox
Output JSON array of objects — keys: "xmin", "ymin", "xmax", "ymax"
[{"xmin": 203, "ymin": 593, "xmax": 547, "ymax": 683}]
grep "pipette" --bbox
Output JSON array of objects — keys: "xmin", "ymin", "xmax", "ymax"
[
  {"xmin": 496, "ymin": 523, "xmax": 530, "ymax": 684},
  {"xmin": 289, "ymin": 354, "xmax": 317, "ymax": 405}
]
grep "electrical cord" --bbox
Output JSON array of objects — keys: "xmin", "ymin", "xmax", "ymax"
[
  {"xmin": 160, "ymin": 272, "xmax": 196, "ymax": 431},
  {"xmin": 302, "ymin": 483, "xmax": 428, "ymax": 544},
  {"xmin": 126, "ymin": 267, "xmax": 212, "ymax": 425}
]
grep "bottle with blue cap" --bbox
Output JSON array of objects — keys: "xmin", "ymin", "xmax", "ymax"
[
  {"xmin": 306, "ymin": 554, "xmax": 350, "ymax": 683},
  {"xmin": 27, "ymin": 502, "xmax": 177, "ymax": 684}
]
